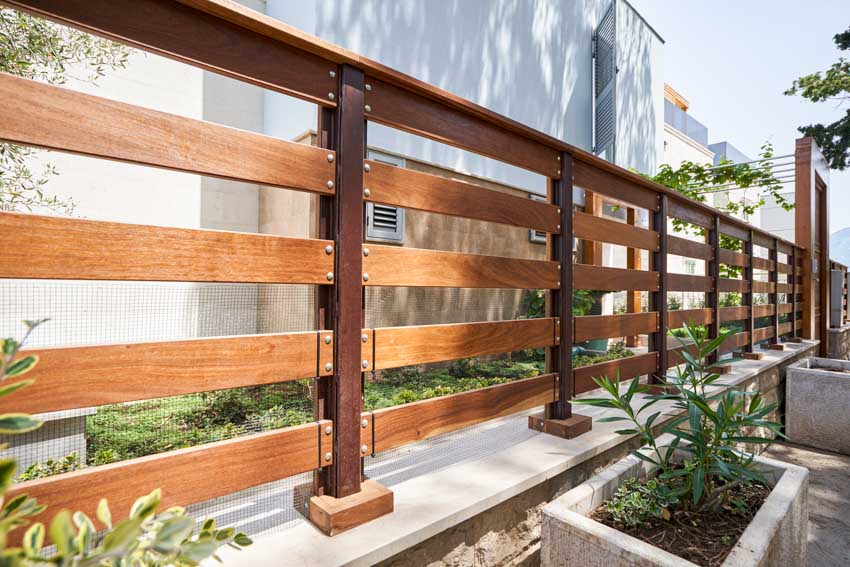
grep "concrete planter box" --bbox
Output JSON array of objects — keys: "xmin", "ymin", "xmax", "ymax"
[
  {"xmin": 541, "ymin": 450, "xmax": 808, "ymax": 567},
  {"xmin": 787, "ymin": 356, "xmax": 850, "ymax": 454}
]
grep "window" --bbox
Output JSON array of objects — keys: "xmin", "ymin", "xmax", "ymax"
[
  {"xmin": 529, "ymin": 195, "xmax": 547, "ymax": 244},
  {"xmin": 365, "ymin": 151, "xmax": 405, "ymax": 243},
  {"xmin": 684, "ymin": 259, "xmax": 696, "ymax": 275}
]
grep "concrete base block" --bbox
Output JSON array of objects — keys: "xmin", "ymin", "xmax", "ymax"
[{"xmin": 787, "ymin": 357, "xmax": 850, "ymax": 455}]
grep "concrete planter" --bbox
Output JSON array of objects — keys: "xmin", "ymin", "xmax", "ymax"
[
  {"xmin": 541, "ymin": 451, "xmax": 808, "ymax": 567},
  {"xmin": 787, "ymin": 356, "xmax": 850, "ymax": 454}
]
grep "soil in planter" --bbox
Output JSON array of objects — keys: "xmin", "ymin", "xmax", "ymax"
[{"xmin": 591, "ymin": 483, "xmax": 770, "ymax": 567}]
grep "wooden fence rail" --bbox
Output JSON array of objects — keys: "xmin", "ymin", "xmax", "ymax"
[{"xmin": 0, "ymin": 0, "xmax": 819, "ymax": 536}]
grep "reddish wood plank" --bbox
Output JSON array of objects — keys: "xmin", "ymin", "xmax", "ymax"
[
  {"xmin": 752, "ymin": 281, "xmax": 776, "ymax": 293},
  {"xmin": 753, "ymin": 326, "xmax": 775, "ymax": 343},
  {"xmin": 778, "ymin": 322, "xmax": 793, "ymax": 336},
  {"xmin": 573, "ymin": 211, "xmax": 659, "ymax": 251},
  {"xmin": 754, "ymin": 305, "xmax": 777, "ymax": 318},
  {"xmin": 720, "ymin": 331, "xmax": 749, "ymax": 353},
  {"xmin": 362, "ymin": 245, "xmax": 559, "ymax": 289},
  {"xmin": 0, "ymin": 212, "xmax": 334, "ymax": 284},
  {"xmin": 668, "ymin": 274, "xmax": 714, "ymax": 292},
  {"xmin": 667, "ymin": 235, "xmax": 713, "ymax": 260},
  {"xmin": 372, "ymin": 319, "xmax": 556, "ymax": 370},
  {"xmin": 372, "ymin": 374, "xmax": 556, "ymax": 452},
  {"xmin": 718, "ymin": 248, "xmax": 749, "ymax": 267},
  {"xmin": 364, "ymin": 160, "xmax": 560, "ymax": 233},
  {"xmin": 719, "ymin": 220, "xmax": 749, "ymax": 242},
  {"xmin": 0, "ymin": 73, "xmax": 335, "ymax": 194},
  {"xmin": 777, "ymin": 303, "xmax": 794, "ymax": 315},
  {"xmin": 776, "ymin": 263, "xmax": 794, "ymax": 274},
  {"xmin": 720, "ymin": 306, "xmax": 750, "ymax": 322},
  {"xmin": 574, "ymin": 313, "xmax": 658, "ymax": 342},
  {"xmin": 574, "ymin": 353, "xmax": 658, "ymax": 395},
  {"xmin": 667, "ymin": 308, "xmax": 713, "ymax": 329},
  {"xmin": 573, "ymin": 265, "xmax": 659, "ymax": 292},
  {"xmin": 718, "ymin": 278, "xmax": 749, "ymax": 293},
  {"xmin": 573, "ymin": 160, "xmax": 659, "ymax": 212},
  {"xmin": 751, "ymin": 257, "xmax": 775, "ymax": 271},
  {"xmin": 751, "ymin": 232, "xmax": 775, "ymax": 249},
  {"xmin": 668, "ymin": 199, "xmax": 713, "ymax": 228}
]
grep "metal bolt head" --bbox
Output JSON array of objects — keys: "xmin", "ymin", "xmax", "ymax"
[
  {"xmin": 325, "ymin": 425, "xmax": 332, "ymax": 435},
  {"xmin": 324, "ymin": 451, "xmax": 332, "ymax": 462},
  {"xmin": 361, "ymin": 333, "xmax": 369, "ymax": 342},
  {"xmin": 361, "ymin": 445, "xmax": 368, "ymax": 454},
  {"xmin": 557, "ymin": 169, "xmax": 561, "ymax": 176},
  {"xmin": 324, "ymin": 362, "xmax": 332, "ymax": 372},
  {"xmin": 327, "ymin": 180, "xmax": 334, "ymax": 189},
  {"xmin": 557, "ymin": 224, "xmax": 561, "ymax": 230},
  {"xmin": 363, "ymin": 247, "xmax": 370, "ymax": 257},
  {"xmin": 328, "ymin": 92, "xmax": 335, "ymax": 100},
  {"xmin": 364, "ymin": 104, "xmax": 372, "ymax": 112},
  {"xmin": 361, "ymin": 419, "xmax": 369, "ymax": 428},
  {"xmin": 326, "ymin": 272, "xmax": 334, "ymax": 281},
  {"xmin": 363, "ymin": 188, "xmax": 371, "ymax": 197},
  {"xmin": 329, "ymin": 70, "xmax": 336, "ymax": 78},
  {"xmin": 557, "ymin": 208, "xmax": 562, "ymax": 214},
  {"xmin": 325, "ymin": 244, "xmax": 333, "ymax": 255},
  {"xmin": 363, "ymin": 273, "xmax": 370, "ymax": 282},
  {"xmin": 365, "ymin": 83, "xmax": 372, "ymax": 91},
  {"xmin": 362, "ymin": 359, "xmax": 369, "ymax": 369},
  {"xmin": 324, "ymin": 335, "xmax": 332, "ymax": 345},
  {"xmin": 557, "ymin": 155, "xmax": 561, "ymax": 161},
  {"xmin": 364, "ymin": 163, "xmax": 371, "ymax": 172},
  {"xmin": 327, "ymin": 153, "xmax": 334, "ymax": 163}
]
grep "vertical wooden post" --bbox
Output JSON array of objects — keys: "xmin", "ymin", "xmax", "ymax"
[
  {"xmin": 792, "ymin": 247, "xmax": 798, "ymax": 338},
  {"xmin": 649, "ymin": 195, "xmax": 668, "ymax": 382},
  {"xmin": 626, "ymin": 207, "xmax": 641, "ymax": 348},
  {"xmin": 529, "ymin": 152, "xmax": 591, "ymax": 439},
  {"xmin": 770, "ymin": 238, "xmax": 780, "ymax": 344},
  {"xmin": 744, "ymin": 230, "xmax": 755, "ymax": 352},
  {"xmin": 707, "ymin": 216, "xmax": 721, "ymax": 364},
  {"xmin": 582, "ymin": 191, "xmax": 603, "ymax": 266}
]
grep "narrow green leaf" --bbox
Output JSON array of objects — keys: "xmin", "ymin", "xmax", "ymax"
[
  {"xmin": 0, "ymin": 413, "xmax": 42, "ymax": 434},
  {"xmin": 48, "ymin": 510, "xmax": 75, "ymax": 556},
  {"xmin": 22, "ymin": 522, "xmax": 44, "ymax": 556},
  {"xmin": 0, "ymin": 380, "xmax": 33, "ymax": 400},
  {"xmin": 96, "ymin": 498, "xmax": 112, "ymax": 529},
  {"xmin": 5, "ymin": 355, "xmax": 38, "ymax": 378}
]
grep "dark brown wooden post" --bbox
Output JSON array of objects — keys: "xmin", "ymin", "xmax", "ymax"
[
  {"xmin": 792, "ymin": 247, "xmax": 798, "ymax": 338},
  {"xmin": 707, "ymin": 216, "xmax": 721, "ymax": 364},
  {"xmin": 744, "ymin": 230, "xmax": 755, "ymax": 353},
  {"xmin": 769, "ymin": 239, "xmax": 779, "ymax": 346},
  {"xmin": 626, "ymin": 207, "xmax": 641, "ymax": 348},
  {"xmin": 529, "ymin": 151, "xmax": 591, "ymax": 439},
  {"xmin": 650, "ymin": 194, "xmax": 668, "ymax": 382}
]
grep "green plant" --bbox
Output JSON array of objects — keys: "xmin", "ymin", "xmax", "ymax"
[
  {"xmin": 667, "ymin": 295, "xmax": 682, "ymax": 311},
  {"xmin": 604, "ymin": 477, "xmax": 679, "ymax": 528},
  {"xmin": 720, "ymin": 292, "xmax": 742, "ymax": 307},
  {"xmin": 573, "ymin": 342, "xmax": 634, "ymax": 368},
  {"xmin": 17, "ymin": 453, "xmax": 82, "ymax": 482},
  {"xmin": 0, "ymin": 321, "xmax": 252, "ymax": 564},
  {"xmin": 522, "ymin": 289, "xmax": 608, "ymax": 319},
  {"xmin": 574, "ymin": 323, "xmax": 782, "ymax": 513}
]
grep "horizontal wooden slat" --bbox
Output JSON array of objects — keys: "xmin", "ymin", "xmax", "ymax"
[
  {"xmin": 668, "ymin": 274, "xmax": 713, "ymax": 292},
  {"xmin": 0, "ymin": 212, "xmax": 333, "ymax": 283},
  {"xmin": 718, "ymin": 248, "xmax": 749, "ymax": 267},
  {"xmin": 574, "ymin": 353, "xmax": 659, "ymax": 395},
  {"xmin": 574, "ymin": 313, "xmax": 658, "ymax": 342},
  {"xmin": 753, "ymin": 326, "xmax": 775, "ymax": 343},
  {"xmin": 718, "ymin": 278, "xmax": 749, "ymax": 293},
  {"xmin": 573, "ymin": 160, "xmax": 659, "ymax": 211},
  {"xmin": 8, "ymin": 421, "xmax": 324, "ymax": 532},
  {"xmin": 754, "ymin": 305, "xmax": 776, "ymax": 318},
  {"xmin": 777, "ymin": 303, "xmax": 794, "ymax": 315},
  {"xmin": 0, "ymin": 332, "xmax": 320, "ymax": 415},
  {"xmin": 719, "ymin": 220, "xmax": 749, "ymax": 242},
  {"xmin": 751, "ymin": 257, "xmax": 775, "ymax": 271},
  {"xmin": 573, "ymin": 265, "xmax": 659, "ymax": 292},
  {"xmin": 668, "ymin": 198, "xmax": 713, "ymax": 228},
  {"xmin": 362, "ymin": 245, "xmax": 559, "ymax": 288},
  {"xmin": 667, "ymin": 308, "xmax": 712, "ymax": 328},
  {"xmin": 778, "ymin": 322, "xmax": 793, "ymax": 335},
  {"xmin": 372, "ymin": 374, "xmax": 556, "ymax": 452},
  {"xmin": 364, "ymin": 160, "xmax": 560, "ymax": 233},
  {"xmin": 776, "ymin": 263, "xmax": 794, "ymax": 274},
  {"xmin": 3, "ymin": 0, "xmax": 338, "ymax": 106},
  {"xmin": 778, "ymin": 241, "xmax": 794, "ymax": 256},
  {"xmin": 372, "ymin": 319, "xmax": 556, "ymax": 370},
  {"xmin": 751, "ymin": 232, "xmax": 775, "ymax": 249},
  {"xmin": 720, "ymin": 331, "xmax": 749, "ymax": 353},
  {"xmin": 752, "ymin": 281, "xmax": 775, "ymax": 293},
  {"xmin": 667, "ymin": 235, "xmax": 713, "ymax": 260},
  {"xmin": 776, "ymin": 283, "xmax": 793, "ymax": 293},
  {"xmin": 573, "ymin": 211, "xmax": 659, "ymax": 251},
  {"xmin": 720, "ymin": 306, "xmax": 750, "ymax": 322},
  {"xmin": 0, "ymin": 73, "xmax": 334, "ymax": 194},
  {"xmin": 366, "ymin": 78, "xmax": 560, "ymax": 178}
]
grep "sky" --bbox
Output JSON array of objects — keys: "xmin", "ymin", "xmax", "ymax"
[{"xmin": 629, "ymin": 0, "xmax": 850, "ymax": 235}]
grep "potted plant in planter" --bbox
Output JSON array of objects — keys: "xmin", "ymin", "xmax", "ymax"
[{"xmin": 541, "ymin": 324, "xmax": 808, "ymax": 567}]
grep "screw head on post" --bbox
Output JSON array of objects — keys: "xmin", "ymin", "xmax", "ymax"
[
  {"xmin": 363, "ymin": 248, "xmax": 370, "ymax": 257},
  {"xmin": 325, "ymin": 245, "xmax": 333, "ymax": 255},
  {"xmin": 363, "ymin": 188, "xmax": 371, "ymax": 197},
  {"xmin": 327, "ymin": 180, "xmax": 335, "ymax": 189},
  {"xmin": 361, "ymin": 445, "xmax": 368, "ymax": 454},
  {"xmin": 362, "ymin": 360, "xmax": 369, "ymax": 369},
  {"xmin": 324, "ymin": 362, "xmax": 332, "ymax": 372},
  {"xmin": 325, "ymin": 425, "xmax": 332, "ymax": 435},
  {"xmin": 327, "ymin": 92, "xmax": 335, "ymax": 100},
  {"xmin": 364, "ymin": 104, "xmax": 372, "ymax": 112},
  {"xmin": 327, "ymin": 154, "xmax": 334, "ymax": 163},
  {"xmin": 361, "ymin": 419, "xmax": 369, "ymax": 428},
  {"xmin": 364, "ymin": 163, "xmax": 371, "ymax": 172},
  {"xmin": 363, "ymin": 273, "xmax": 369, "ymax": 282},
  {"xmin": 326, "ymin": 272, "xmax": 334, "ymax": 281},
  {"xmin": 324, "ymin": 452, "xmax": 332, "ymax": 462},
  {"xmin": 324, "ymin": 335, "xmax": 332, "ymax": 345},
  {"xmin": 361, "ymin": 334, "xmax": 369, "ymax": 342}
]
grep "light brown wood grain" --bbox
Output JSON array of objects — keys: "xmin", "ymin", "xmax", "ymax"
[
  {"xmin": 574, "ymin": 353, "xmax": 658, "ymax": 395},
  {"xmin": 372, "ymin": 318, "xmax": 556, "ymax": 370},
  {"xmin": 718, "ymin": 248, "xmax": 749, "ymax": 267},
  {"xmin": 668, "ymin": 274, "xmax": 713, "ymax": 292},
  {"xmin": 0, "ymin": 212, "xmax": 334, "ymax": 283},
  {"xmin": 8, "ymin": 421, "xmax": 324, "ymax": 532},
  {"xmin": 777, "ymin": 303, "xmax": 793, "ymax": 314},
  {"xmin": 751, "ymin": 232, "xmax": 775, "ymax": 249},
  {"xmin": 778, "ymin": 322, "xmax": 793, "ymax": 336},
  {"xmin": 362, "ymin": 245, "xmax": 560, "ymax": 289},
  {"xmin": 776, "ymin": 263, "xmax": 794, "ymax": 274},
  {"xmin": 753, "ymin": 327, "xmax": 775, "ymax": 343},
  {"xmin": 1, "ymin": 333, "xmax": 320, "ymax": 414},
  {"xmin": 751, "ymin": 257, "xmax": 776, "ymax": 271},
  {"xmin": 668, "ymin": 200, "xmax": 713, "ymax": 228},
  {"xmin": 718, "ymin": 220, "xmax": 749, "ymax": 242},
  {"xmin": 574, "ymin": 313, "xmax": 658, "ymax": 342},
  {"xmin": 573, "ymin": 211, "xmax": 659, "ymax": 251},
  {"xmin": 718, "ymin": 278, "xmax": 749, "ymax": 293},
  {"xmin": 573, "ymin": 160, "xmax": 659, "ymax": 211},
  {"xmin": 667, "ymin": 235, "xmax": 713, "ymax": 260},
  {"xmin": 0, "ymin": 73, "xmax": 334, "ymax": 194},
  {"xmin": 372, "ymin": 374, "xmax": 556, "ymax": 452},
  {"xmin": 667, "ymin": 308, "xmax": 712, "ymax": 329},
  {"xmin": 720, "ymin": 306, "xmax": 749, "ymax": 322},
  {"xmin": 573, "ymin": 264, "xmax": 659, "ymax": 292},
  {"xmin": 754, "ymin": 305, "xmax": 777, "ymax": 317},
  {"xmin": 752, "ymin": 281, "xmax": 775, "ymax": 293},
  {"xmin": 720, "ymin": 331, "xmax": 749, "ymax": 353},
  {"xmin": 364, "ymin": 160, "xmax": 560, "ymax": 233}
]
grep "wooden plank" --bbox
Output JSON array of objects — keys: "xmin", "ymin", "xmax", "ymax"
[
  {"xmin": 573, "ymin": 211, "xmax": 659, "ymax": 251},
  {"xmin": 719, "ymin": 220, "xmax": 749, "ymax": 242},
  {"xmin": 573, "ymin": 265, "xmax": 659, "ymax": 292},
  {"xmin": 753, "ymin": 326, "xmax": 775, "ymax": 343},
  {"xmin": 778, "ymin": 322, "xmax": 793, "ymax": 336},
  {"xmin": 0, "ymin": 333, "xmax": 321, "ymax": 415},
  {"xmin": 8, "ymin": 421, "xmax": 323, "ymax": 531},
  {"xmin": 365, "ymin": 78, "xmax": 559, "ymax": 178},
  {"xmin": 753, "ymin": 281, "xmax": 776, "ymax": 293},
  {"xmin": 364, "ymin": 160, "xmax": 560, "ymax": 233},
  {"xmin": 362, "ymin": 245, "xmax": 559, "ymax": 289},
  {"xmin": 668, "ymin": 199, "xmax": 713, "ymax": 228},
  {"xmin": 751, "ymin": 232, "xmax": 775, "ymax": 249},
  {"xmin": 372, "ymin": 319, "xmax": 556, "ymax": 370},
  {"xmin": 574, "ymin": 353, "xmax": 658, "ymax": 395},
  {"xmin": 0, "ymin": 212, "xmax": 333, "ymax": 284},
  {"xmin": 0, "ymin": 73, "xmax": 335, "ymax": 194},
  {"xmin": 754, "ymin": 305, "xmax": 777, "ymax": 318},
  {"xmin": 667, "ymin": 235, "xmax": 713, "ymax": 260},
  {"xmin": 718, "ymin": 248, "xmax": 749, "ymax": 267},
  {"xmin": 776, "ymin": 263, "xmax": 794, "ymax": 274},
  {"xmin": 574, "ymin": 313, "xmax": 658, "ymax": 342},
  {"xmin": 573, "ymin": 160, "xmax": 659, "ymax": 212},
  {"xmin": 3, "ymin": 0, "xmax": 337, "ymax": 106},
  {"xmin": 751, "ymin": 257, "xmax": 775, "ymax": 271},
  {"xmin": 667, "ymin": 308, "xmax": 712, "ymax": 329},
  {"xmin": 668, "ymin": 274, "xmax": 713, "ymax": 292},
  {"xmin": 720, "ymin": 306, "xmax": 750, "ymax": 322},
  {"xmin": 718, "ymin": 278, "xmax": 749, "ymax": 293},
  {"xmin": 720, "ymin": 331, "xmax": 749, "ymax": 353},
  {"xmin": 777, "ymin": 303, "xmax": 793, "ymax": 315},
  {"xmin": 777, "ymin": 241, "xmax": 794, "ymax": 256},
  {"xmin": 372, "ymin": 374, "xmax": 556, "ymax": 452}
]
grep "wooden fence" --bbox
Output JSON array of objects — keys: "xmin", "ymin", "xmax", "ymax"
[
  {"xmin": 0, "ymin": 0, "xmax": 815, "ymax": 534},
  {"xmin": 830, "ymin": 260, "xmax": 849, "ymax": 326}
]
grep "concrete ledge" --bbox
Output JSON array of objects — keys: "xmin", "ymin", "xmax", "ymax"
[
  {"xmin": 828, "ymin": 323, "xmax": 850, "ymax": 360},
  {"xmin": 220, "ymin": 340, "xmax": 818, "ymax": 567}
]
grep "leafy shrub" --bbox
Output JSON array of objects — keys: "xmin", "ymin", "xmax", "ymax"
[
  {"xmin": 605, "ymin": 478, "xmax": 679, "ymax": 527},
  {"xmin": 574, "ymin": 342, "xmax": 634, "ymax": 368},
  {"xmin": 17, "ymin": 452, "xmax": 82, "ymax": 482}
]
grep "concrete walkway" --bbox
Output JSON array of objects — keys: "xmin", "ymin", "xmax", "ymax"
[{"xmin": 765, "ymin": 443, "xmax": 850, "ymax": 567}]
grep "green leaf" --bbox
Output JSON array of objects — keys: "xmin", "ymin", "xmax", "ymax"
[
  {"xmin": 153, "ymin": 516, "xmax": 194, "ymax": 551},
  {"xmin": 233, "ymin": 533, "xmax": 253, "ymax": 547},
  {"xmin": 72, "ymin": 511, "xmax": 95, "ymax": 554},
  {"xmin": 0, "ymin": 380, "xmax": 33, "ymax": 400},
  {"xmin": 129, "ymin": 488, "xmax": 160, "ymax": 520},
  {"xmin": 4, "ymin": 355, "xmax": 38, "ymax": 378},
  {"xmin": 48, "ymin": 510, "xmax": 75, "ymax": 556},
  {"xmin": 102, "ymin": 517, "xmax": 143, "ymax": 553},
  {"xmin": 96, "ymin": 498, "xmax": 112, "ymax": 529},
  {"xmin": 692, "ymin": 466, "xmax": 705, "ymax": 505},
  {"xmin": 0, "ymin": 413, "xmax": 42, "ymax": 434},
  {"xmin": 22, "ymin": 522, "xmax": 44, "ymax": 557},
  {"xmin": 0, "ymin": 459, "xmax": 16, "ymax": 493},
  {"xmin": 596, "ymin": 416, "xmax": 629, "ymax": 423},
  {"xmin": 179, "ymin": 539, "xmax": 219, "ymax": 563}
]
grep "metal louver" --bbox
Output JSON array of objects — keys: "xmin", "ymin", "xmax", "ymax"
[
  {"xmin": 366, "ymin": 202, "xmax": 405, "ymax": 243},
  {"xmin": 593, "ymin": 2, "xmax": 616, "ymax": 159}
]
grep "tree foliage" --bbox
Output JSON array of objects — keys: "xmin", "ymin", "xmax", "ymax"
[
  {"xmin": 0, "ymin": 8, "xmax": 131, "ymax": 215},
  {"xmin": 785, "ymin": 26, "xmax": 850, "ymax": 170}
]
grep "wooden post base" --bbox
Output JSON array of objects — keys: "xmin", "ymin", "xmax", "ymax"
[
  {"xmin": 528, "ymin": 414, "xmax": 592, "ymax": 439},
  {"xmin": 708, "ymin": 363, "xmax": 733, "ymax": 374},
  {"xmin": 646, "ymin": 383, "xmax": 679, "ymax": 395},
  {"xmin": 767, "ymin": 343, "xmax": 786, "ymax": 351},
  {"xmin": 308, "ymin": 480, "xmax": 393, "ymax": 536},
  {"xmin": 741, "ymin": 352, "xmax": 764, "ymax": 361},
  {"xmin": 786, "ymin": 337, "xmax": 803, "ymax": 343}
]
